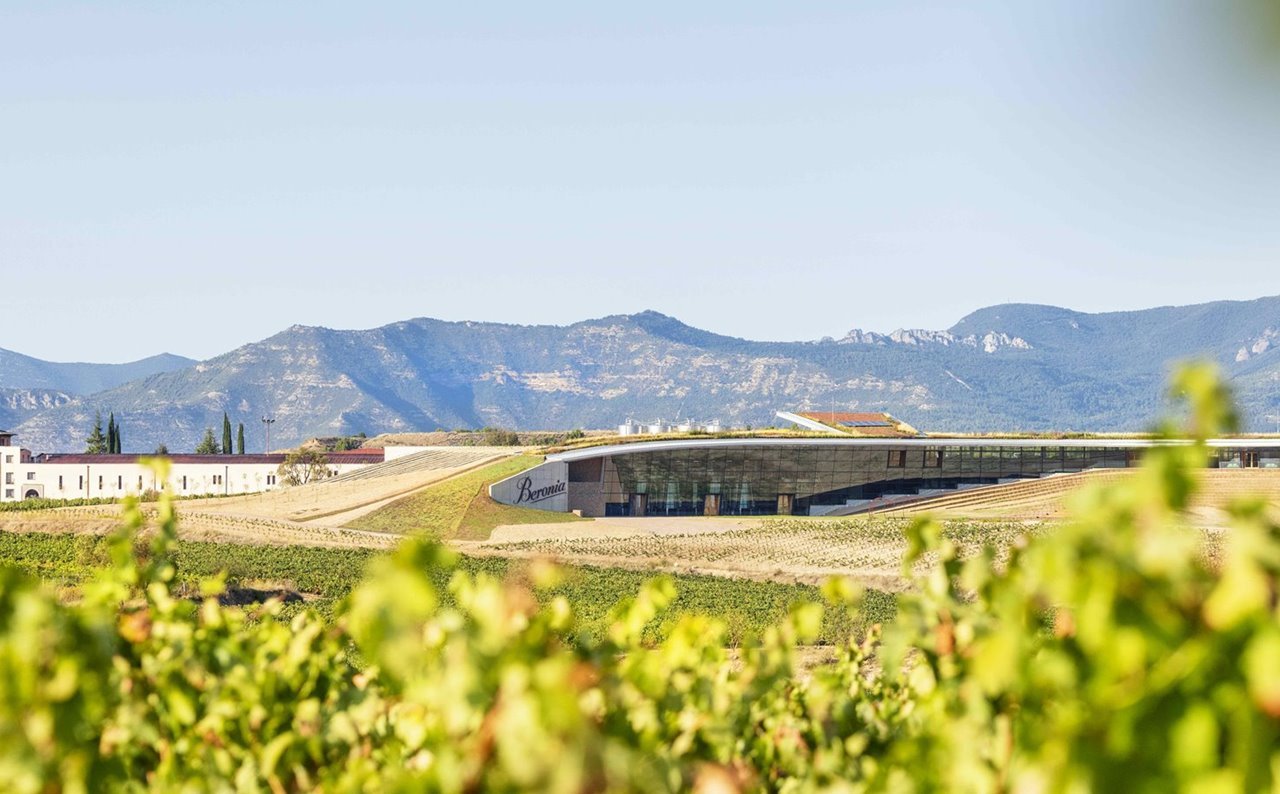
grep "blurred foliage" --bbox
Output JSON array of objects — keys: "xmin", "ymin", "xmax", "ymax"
[{"xmin": 2, "ymin": 363, "xmax": 1280, "ymax": 791}]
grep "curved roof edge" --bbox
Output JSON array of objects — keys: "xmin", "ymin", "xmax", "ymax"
[{"xmin": 546, "ymin": 436, "xmax": 1280, "ymax": 463}]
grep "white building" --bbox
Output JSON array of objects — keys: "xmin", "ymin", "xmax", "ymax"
[
  {"xmin": 0, "ymin": 430, "xmax": 383, "ymax": 502},
  {"xmin": 616, "ymin": 419, "xmax": 724, "ymax": 437}
]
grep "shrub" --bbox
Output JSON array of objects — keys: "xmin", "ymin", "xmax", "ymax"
[{"xmin": 480, "ymin": 427, "xmax": 521, "ymax": 446}]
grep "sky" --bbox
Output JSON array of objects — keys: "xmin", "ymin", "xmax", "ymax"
[{"xmin": 3, "ymin": 1, "xmax": 1280, "ymax": 363}]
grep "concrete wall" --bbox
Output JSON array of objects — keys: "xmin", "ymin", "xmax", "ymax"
[
  {"xmin": 489, "ymin": 461, "xmax": 569, "ymax": 513},
  {"xmin": 566, "ymin": 482, "xmax": 606, "ymax": 517}
]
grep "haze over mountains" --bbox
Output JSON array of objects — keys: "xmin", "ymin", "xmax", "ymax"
[{"xmin": 4, "ymin": 297, "xmax": 1280, "ymax": 452}]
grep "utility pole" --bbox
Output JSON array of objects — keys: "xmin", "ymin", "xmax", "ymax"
[{"xmin": 261, "ymin": 416, "xmax": 276, "ymax": 454}]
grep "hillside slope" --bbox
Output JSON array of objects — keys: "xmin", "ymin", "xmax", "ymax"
[{"xmin": 0, "ymin": 349, "xmax": 195, "ymax": 393}]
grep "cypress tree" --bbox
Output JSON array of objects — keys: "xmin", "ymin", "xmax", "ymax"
[
  {"xmin": 221, "ymin": 413, "xmax": 233, "ymax": 455},
  {"xmin": 107, "ymin": 413, "xmax": 117, "ymax": 454},
  {"xmin": 236, "ymin": 423, "xmax": 246, "ymax": 455},
  {"xmin": 115, "ymin": 422, "xmax": 123, "ymax": 454}
]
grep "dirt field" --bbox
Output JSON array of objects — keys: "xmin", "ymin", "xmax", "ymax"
[
  {"xmin": 0, "ymin": 504, "xmax": 401, "ymax": 549},
  {"xmin": 459, "ymin": 516, "xmax": 1033, "ymax": 590}
]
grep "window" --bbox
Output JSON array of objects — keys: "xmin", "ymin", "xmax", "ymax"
[
  {"xmin": 3, "ymin": 489, "xmax": 11, "ymax": 499},
  {"xmin": 27, "ymin": 472, "xmax": 35, "ymax": 480},
  {"xmin": 924, "ymin": 449, "xmax": 943, "ymax": 468},
  {"xmin": 98, "ymin": 476, "xmax": 103, "ymax": 490},
  {"xmin": 138, "ymin": 476, "xmax": 143, "ymax": 490},
  {"xmin": 182, "ymin": 476, "xmax": 188, "ymax": 490},
  {"xmin": 887, "ymin": 450, "xmax": 907, "ymax": 468},
  {"xmin": 267, "ymin": 474, "xmax": 277, "ymax": 486},
  {"xmin": 4, "ymin": 473, "xmax": 11, "ymax": 484},
  {"xmin": 4, "ymin": 455, "xmax": 12, "ymax": 463},
  {"xmin": 78, "ymin": 476, "xmax": 84, "ymax": 490},
  {"xmin": 117, "ymin": 476, "xmax": 123, "ymax": 489},
  {"xmin": 58, "ymin": 476, "xmax": 63, "ymax": 490}
]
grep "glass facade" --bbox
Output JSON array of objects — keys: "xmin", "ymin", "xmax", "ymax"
[
  {"xmin": 540, "ymin": 441, "xmax": 1280, "ymax": 517},
  {"xmin": 549, "ymin": 442, "xmax": 1221, "ymax": 517}
]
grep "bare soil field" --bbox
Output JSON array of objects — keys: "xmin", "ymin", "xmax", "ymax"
[
  {"xmin": 0, "ymin": 504, "xmax": 400, "ymax": 549},
  {"xmin": 486, "ymin": 517, "xmax": 760, "ymax": 543},
  {"xmin": 461, "ymin": 517, "xmax": 1033, "ymax": 590}
]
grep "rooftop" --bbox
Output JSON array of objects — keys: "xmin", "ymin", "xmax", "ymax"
[
  {"xmin": 38, "ymin": 450, "xmax": 385, "ymax": 466},
  {"xmin": 546, "ymin": 435, "xmax": 1280, "ymax": 463},
  {"xmin": 779, "ymin": 411, "xmax": 922, "ymax": 438}
]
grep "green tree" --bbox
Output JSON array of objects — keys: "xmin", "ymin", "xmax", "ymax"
[
  {"xmin": 277, "ymin": 448, "xmax": 332, "ymax": 486},
  {"xmin": 194, "ymin": 428, "xmax": 219, "ymax": 455},
  {"xmin": 221, "ymin": 413, "xmax": 233, "ymax": 455},
  {"xmin": 84, "ymin": 412, "xmax": 107, "ymax": 454},
  {"xmin": 236, "ymin": 423, "xmax": 245, "ymax": 455},
  {"xmin": 106, "ymin": 413, "xmax": 117, "ymax": 455},
  {"xmin": 153, "ymin": 443, "xmax": 169, "ymax": 455},
  {"xmin": 114, "ymin": 421, "xmax": 122, "ymax": 454}
]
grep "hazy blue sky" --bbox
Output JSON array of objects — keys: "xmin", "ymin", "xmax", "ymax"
[{"xmin": 4, "ymin": 1, "xmax": 1279, "ymax": 362}]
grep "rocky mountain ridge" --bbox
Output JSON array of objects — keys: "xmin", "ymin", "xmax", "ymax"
[
  {"xmin": 0, "ymin": 350, "xmax": 195, "ymax": 394},
  {"xmin": 837, "ymin": 327, "xmax": 1033, "ymax": 352},
  {"xmin": 4, "ymin": 297, "xmax": 1280, "ymax": 452}
]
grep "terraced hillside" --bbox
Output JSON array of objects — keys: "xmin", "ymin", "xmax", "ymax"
[{"xmin": 878, "ymin": 468, "xmax": 1280, "ymax": 524}]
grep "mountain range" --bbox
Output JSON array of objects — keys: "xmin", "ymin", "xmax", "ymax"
[{"xmin": 4, "ymin": 296, "xmax": 1280, "ymax": 452}]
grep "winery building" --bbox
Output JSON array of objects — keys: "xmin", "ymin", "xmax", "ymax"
[{"xmin": 489, "ymin": 412, "xmax": 1280, "ymax": 518}]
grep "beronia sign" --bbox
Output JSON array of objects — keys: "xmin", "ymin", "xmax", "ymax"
[
  {"xmin": 489, "ymin": 461, "xmax": 570, "ymax": 513},
  {"xmin": 515, "ymin": 476, "xmax": 566, "ymax": 505}
]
